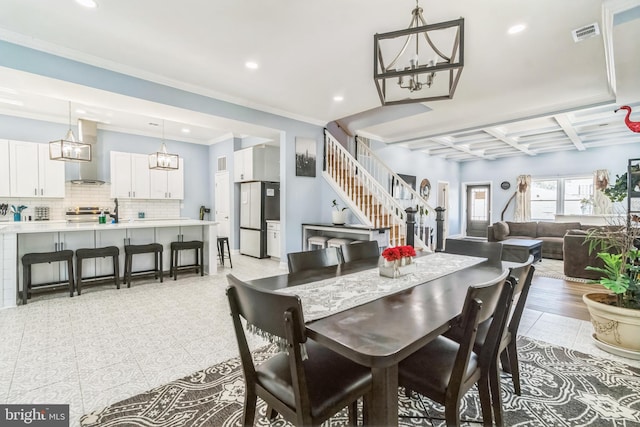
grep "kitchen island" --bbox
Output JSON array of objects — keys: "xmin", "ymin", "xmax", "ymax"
[{"xmin": 0, "ymin": 219, "xmax": 218, "ymax": 309}]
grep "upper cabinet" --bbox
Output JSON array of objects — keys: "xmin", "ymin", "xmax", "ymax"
[
  {"xmin": 9, "ymin": 140, "xmax": 65, "ymax": 198},
  {"xmin": 110, "ymin": 151, "xmax": 150, "ymax": 199},
  {"xmin": 234, "ymin": 145, "xmax": 279, "ymax": 182},
  {"xmin": 0, "ymin": 140, "xmax": 10, "ymax": 197},
  {"xmin": 149, "ymin": 158, "xmax": 184, "ymax": 199}
]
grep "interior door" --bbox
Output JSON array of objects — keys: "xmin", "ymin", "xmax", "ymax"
[
  {"xmin": 466, "ymin": 184, "xmax": 491, "ymax": 238},
  {"xmin": 215, "ymin": 171, "xmax": 231, "ymax": 238}
]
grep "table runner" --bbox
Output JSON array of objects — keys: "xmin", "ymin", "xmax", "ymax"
[{"xmin": 276, "ymin": 252, "xmax": 486, "ymax": 322}]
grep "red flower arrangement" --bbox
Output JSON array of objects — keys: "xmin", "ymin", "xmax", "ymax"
[{"xmin": 381, "ymin": 245, "xmax": 416, "ymax": 261}]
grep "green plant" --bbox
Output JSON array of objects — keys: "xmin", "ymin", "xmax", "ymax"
[
  {"xmin": 331, "ymin": 199, "xmax": 347, "ymax": 211},
  {"xmin": 585, "ymin": 217, "xmax": 640, "ymax": 310},
  {"xmin": 603, "ymin": 172, "xmax": 627, "ymax": 203}
]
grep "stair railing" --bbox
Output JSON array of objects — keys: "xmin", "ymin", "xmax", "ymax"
[
  {"xmin": 324, "ymin": 131, "xmax": 407, "ymax": 247},
  {"xmin": 355, "ymin": 136, "xmax": 436, "ymax": 247}
]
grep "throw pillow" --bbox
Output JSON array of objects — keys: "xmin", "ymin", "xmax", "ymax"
[{"xmin": 493, "ymin": 221, "xmax": 510, "ymax": 240}]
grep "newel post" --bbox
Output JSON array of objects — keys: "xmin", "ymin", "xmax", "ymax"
[
  {"xmin": 435, "ymin": 207, "xmax": 446, "ymax": 252},
  {"xmin": 405, "ymin": 207, "xmax": 417, "ymax": 247}
]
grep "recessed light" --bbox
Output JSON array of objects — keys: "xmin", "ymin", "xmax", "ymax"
[
  {"xmin": 75, "ymin": 0, "xmax": 98, "ymax": 8},
  {"xmin": 245, "ymin": 61, "xmax": 259, "ymax": 70},
  {"xmin": 508, "ymin": 24, "xmax": 526, "ymax": 35},
  {"xmin": 181, "ymin": 128, "xmax": 191, "ymax": 134},
  {"xmin": 333, "ymin": 95, "xmax": 344, "ymax": 102}
]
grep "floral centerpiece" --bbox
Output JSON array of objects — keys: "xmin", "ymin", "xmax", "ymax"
[{"xmin": 379, "ymin": 245, "xmax": 417, "ymax": 278}]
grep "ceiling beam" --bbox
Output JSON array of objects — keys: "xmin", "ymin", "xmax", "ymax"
[
  {"xmin": 431, "ymin": 137, "xmax": 494, "ymax": 160},
  {"xmin": 483, "ymin": 128, "xmax": 536, "ymax": 156},
  {"xmin": 554, "ymin": 115, "xmax": 586, "ymax": 150}
]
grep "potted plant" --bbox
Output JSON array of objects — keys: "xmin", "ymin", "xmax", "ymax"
[
  {"xmin": 579, "ymin": 197, "xmax": 593, "ymax": 214},
  {"xmin": 583, "ymin": 219, "xmax": 640, "ymax": 357},
  {"xmin": 331, "ymin": 199, "xmax": 348, "ymax": 225}
]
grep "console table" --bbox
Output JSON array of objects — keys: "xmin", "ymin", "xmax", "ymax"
[{"xmin": 301, "ymin": 223, "xmax": 390, "ymax": 251}]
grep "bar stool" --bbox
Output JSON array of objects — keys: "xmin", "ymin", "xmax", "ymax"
[
  {"xmin": 22, "ymin": 250, "xmax": 74, "ymax": 305},
  {"xmin": 170, "ymin": 240, "xmax": 204, "ymax": 280},
  {"xmin": 217, "ymin": 237, "xmax": 232, "ymax": 268},
  {"xmin": 75, "ymin": 246, "xmax": 120, "ymax": 295},
  {"xmin": 327, "ymin": 237, "xmax": 354, "ymax": 248},
  {"xmin": 308, "ymin": 235, "xmax": 330, "ymax": 250},
  {"xmin": 124, "ymin": 243, "xmax": 163, "ymax": 287}
]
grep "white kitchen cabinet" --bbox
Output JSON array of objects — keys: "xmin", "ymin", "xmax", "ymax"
[
  {"xmin": 149, "ymin": 158, "xmax": 184, "ymax": 199},
  {"xmin": 233, "ymin": 145, "xmax": 279, "ymax": 182},
  {"xmin": 266, "ymin": 221, "xmax": 280, "ymax": 258},
  {"xmin": 0, "ymin": 140, "xmax": 10, "ymax": 197},
  {"xmin": 9, "ymin": 141, "xmax": 65, "ymax": 198},
  {"xmin": 110, "ymin": 151, "xmax": 150, "ymax": 199}
]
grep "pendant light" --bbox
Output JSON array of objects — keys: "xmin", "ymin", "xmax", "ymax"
[
  {"xmin": 149, "ymin": 120, "xmax": 179, "ymax": 170},
  {"xmin": 49, "ymin": 101, "xmax": 92, "ymax": 162}
]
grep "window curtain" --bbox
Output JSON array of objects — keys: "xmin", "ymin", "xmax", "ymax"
[
  {"xmin": 514, "ymin": 175, "xmax": 531, "ymax": 221},
  {"xmin": 593, "ymin": 169, "xmax": 611, "ymax": 215}
]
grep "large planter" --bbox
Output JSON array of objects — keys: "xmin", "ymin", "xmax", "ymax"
[{"xmin": 583, "ymin": 292, "xmax": 640, "ymax": 359}]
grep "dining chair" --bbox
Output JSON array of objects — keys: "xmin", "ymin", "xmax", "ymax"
[
  {"xmin": 398, "ymin": 269, "xmax": 513, "ymax": 427},
  {"xmin": 444, "ymin": 239, "xmax": 503, "ymax": 265},
  {"xmin": 226, "ymin": 274, "xmax": 372, "ymax": 426},
  {"xmin": 286, "ymin": 247, "xmax": 343, "ymax": 273},
  {"xmin": 444, "ymin": 255, "xmax": 535, "ymax": 425},
  {"xmin": 340, "ymin": 240, "xmax": 380, "ymax": 263}
]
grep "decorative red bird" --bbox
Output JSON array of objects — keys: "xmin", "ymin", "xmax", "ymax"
[{"xmin": 615, "ymin": 105, "xmax": 640, "ymax": 133}]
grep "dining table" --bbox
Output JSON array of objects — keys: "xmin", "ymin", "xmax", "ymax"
[{"xmin": 246, "ymin": 252, "xmax": 521, "ymax": 426}]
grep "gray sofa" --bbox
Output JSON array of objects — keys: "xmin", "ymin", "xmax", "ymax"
[{"xmin": 487, "ymin": 221, "xmax": 582, "ymax": 260}]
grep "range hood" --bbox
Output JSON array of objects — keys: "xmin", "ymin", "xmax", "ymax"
[{"xmin": 70, "ymin": 119, "xmax": 106, "ymax": 185}]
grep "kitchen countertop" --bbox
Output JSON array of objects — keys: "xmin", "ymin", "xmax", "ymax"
[{"xmin": 0, "ymin": 219, "xmax": 218, "ymax": 234}]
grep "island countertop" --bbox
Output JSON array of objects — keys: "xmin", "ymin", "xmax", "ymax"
[{"xmin": 0, "ymin": 219, "xmax": 217, "ymax": 234}]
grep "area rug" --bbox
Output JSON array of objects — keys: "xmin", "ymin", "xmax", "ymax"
[
  {"xmin": 534, "ymin": 259, "xmax": 590, "ymax": 283},
  {"xmin": 80, "ymin": 337, "xmax": 640, "ymax": 427}
]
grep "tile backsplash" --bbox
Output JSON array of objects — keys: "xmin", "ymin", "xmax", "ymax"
[{"xmin": 0, "ymin": 183, "xmax": 181, "ymax": 222}]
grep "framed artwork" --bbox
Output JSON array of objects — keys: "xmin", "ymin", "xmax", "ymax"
[
  {"xmin": 295, "ymin": 137, "xmax": 316, "ymax": 177},
  {"xmin": 392, "ymin": 174, "xmax": 416, "ymax": 200}
]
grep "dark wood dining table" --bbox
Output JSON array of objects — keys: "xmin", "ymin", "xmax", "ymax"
[{"xmin": 247, "ymin": 254, "xmax": 516, "ymax": 426}]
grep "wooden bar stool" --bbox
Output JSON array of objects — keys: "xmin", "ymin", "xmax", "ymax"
[
  {"xmin": 124, "ymin": 243, "xmax": 163, "ymax": 287},
  {"xmin": 217, "ymin": 236, "xmax": 232, "ymax": 268},
  {"xmin": 170, "ymin": 240, "xmax": 204, "ymax": 280},
  {"xmin": 308, "ymin": 235, "xmax": 330, "ymax": 250},
  {"xmin": 327, "ymin": 237, "xmax": 354, "ymax": 248},
  {"xmin": 75, "ymin": 246, "xmax": 120, "ymax": 295},
  {"xmin": 21, "ymin": 250, "xmax": 74, "ymax": 305}
]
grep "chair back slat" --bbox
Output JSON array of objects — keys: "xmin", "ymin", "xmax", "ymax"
[
  {"xmin": 341, "ymin": 240, "xmax": 380, "ymax": 263},
  {"xmin": 287, "ymin": 247, "xmax": 343, "ymax": 273}
]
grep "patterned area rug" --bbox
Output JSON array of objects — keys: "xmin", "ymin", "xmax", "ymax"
[
  {"xmin": 534, "ymin": 259, "xmax": 590, "ymax": 283},
  {"xmin": 80, "ymin": 337, "xmax": 640, "ymax": 427}
]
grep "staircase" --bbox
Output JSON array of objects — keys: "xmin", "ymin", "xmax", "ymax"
[{"xmin": 323, "ymin": 131, "xmax": 435, "ymax": 249}]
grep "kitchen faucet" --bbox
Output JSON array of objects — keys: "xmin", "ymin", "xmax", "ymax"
[{"xmin": 110, "ymin": 198, "xmax": 119, "ymax": 223}]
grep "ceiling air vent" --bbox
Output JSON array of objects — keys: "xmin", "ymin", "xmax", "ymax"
[{"xmin": 572, "ymin": 23, "xmax": 600, "ymax": 42}]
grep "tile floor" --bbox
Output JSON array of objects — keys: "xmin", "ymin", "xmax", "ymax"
[{"xmin": 0, "ymin": 255, "xmax": 638, "ymax": 427}]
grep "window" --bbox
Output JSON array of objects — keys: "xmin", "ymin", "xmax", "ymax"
[
  {"xmin": 531, "ymin": 176, "xmax": 593, "ymax": 220},
  {"xmin": 531, "ymin": 179, "xmax": 558, "ymax": 220}
]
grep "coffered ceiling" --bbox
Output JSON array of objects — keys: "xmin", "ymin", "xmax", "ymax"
[{"xmin": 0, "ymin": 0, "xmax": 639, "ymax": 160}]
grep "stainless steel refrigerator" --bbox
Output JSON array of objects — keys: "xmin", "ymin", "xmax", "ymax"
[{"xmin": 240, "ymin": 181, "xmax": 280, "ymax": 258}]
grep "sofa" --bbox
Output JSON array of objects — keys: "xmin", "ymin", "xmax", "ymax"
[
  {"xmin": 563, "ymin": 227, "xmax": 624, "ymax": 280},
  {"xmin": 487, "ymin": 221, "xmax": 582, "ymax": 260}
]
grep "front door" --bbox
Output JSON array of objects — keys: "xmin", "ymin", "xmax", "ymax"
[{"xmin": 466, "ymin": 184, "xmax": 490, "ymax": 238}]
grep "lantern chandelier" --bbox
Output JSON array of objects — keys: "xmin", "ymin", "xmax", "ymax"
[
  {"xmin": 149, "ymin": 120, "xmax": 179, "ymax": 170},
  {"xmin": 374, "ymin": 0, "xmax": 464, "ymax": 106},
  {"xmin": 49, "ymin": 101, "xmax": 92, "ymax": 162}
]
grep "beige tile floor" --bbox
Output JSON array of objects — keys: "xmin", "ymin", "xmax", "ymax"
[{"xmin": 0, "ymin": 255, "xmax": 638, "ymax": 427}]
